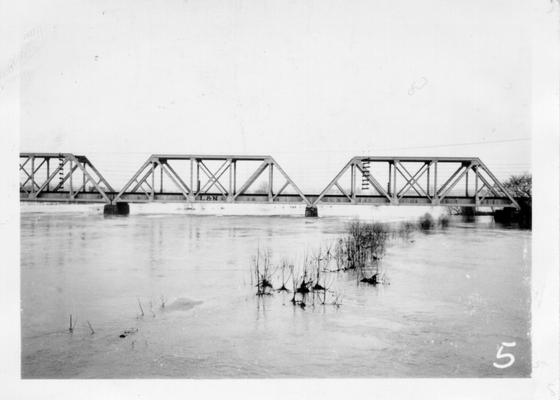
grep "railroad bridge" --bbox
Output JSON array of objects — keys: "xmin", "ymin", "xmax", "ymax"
[{"xmin": 19, "ymin": 153, "xmax": 520, "ymax": 216}]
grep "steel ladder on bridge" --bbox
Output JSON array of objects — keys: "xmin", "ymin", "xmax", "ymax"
[
  {"xmin": 361, "ymin": 160, "xmax": 370, "ymax": 191},
  {"xmin": 58, "ymin": 154, "xmax": 64, "ymax": 190}
]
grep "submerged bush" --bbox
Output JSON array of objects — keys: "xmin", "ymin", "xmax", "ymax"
[
  {"xmin": 419, "ymin": 213, "xmax": 435, "ymax": 230},
  {"xmin": 418, "ymin": 212, "xmax": 453, "ymax": 230},
  {"xmin": 438, "ymin": 215, "xmax": 450, "ymax": 227},
  {"xmin": 341, "ymin": 221, "xmax": 389, "ymax": 270}
]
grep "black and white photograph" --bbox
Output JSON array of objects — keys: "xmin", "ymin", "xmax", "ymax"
[{"xmin": 0, "ymin": 0, "xmax": 558, "ymax": 399}]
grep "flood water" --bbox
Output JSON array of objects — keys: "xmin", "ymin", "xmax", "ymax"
[{"xmin": 20, "ymin": 211, "xmax": 531, "ymax": 378}]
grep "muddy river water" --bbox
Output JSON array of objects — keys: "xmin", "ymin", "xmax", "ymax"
[{"xmin": 20, "ymin": 210, "xmax": 531, "ymax": 378}]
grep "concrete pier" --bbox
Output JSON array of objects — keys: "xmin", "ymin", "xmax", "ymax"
[
  {"xmin": 305, "ymin": 206, "xmax": 318, "ymax": 217},
  {"xmin": 103, "ymin": 202, "xmax": 130, "ymax": 216},
  {"xmin": 460, "ymin": 206, "xmax": 475, "ymax": 222}
]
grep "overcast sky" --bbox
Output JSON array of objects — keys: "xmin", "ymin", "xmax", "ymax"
[{"xmin": 17, "ymin": 0, "xmax": 531, "ymax": 189}]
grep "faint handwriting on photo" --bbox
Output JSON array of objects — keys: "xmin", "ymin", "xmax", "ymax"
[{"xmin": 408, "ymin": 77, "xmax": 428, "ymax": 96}]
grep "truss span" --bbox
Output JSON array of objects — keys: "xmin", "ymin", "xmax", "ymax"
[
  {"xmin": 309, "ymin": 156, "xmax": 519, "ymax": 208},
  {"xmin": 19, "ymin": 153, "xmax": 114, "ymax": 203},
  {"xmin": 113, "ymin": 154, "xmax": 312, "ymax": 206}
]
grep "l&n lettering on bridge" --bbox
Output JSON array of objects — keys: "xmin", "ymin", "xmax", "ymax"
[{"xmin": 19, "ymin": 153, "xmax": 520, "ymax": 216}]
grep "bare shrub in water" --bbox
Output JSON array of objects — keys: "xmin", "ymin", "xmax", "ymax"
[
  {"xmin": 68, "ymin": 314, "xmax": 77, "ymax": 334},
  {"xmin": 248, "ymin": 215, "xmax": 456, "ymax": 302},
  {"xmin": 333, "ymin": 239, "xmax": 346, "ymax": 271},
  {"xmin": 277, "ymin": 260, "xmax": 291, "ymax": 292},
  {"xmin": 289, "ymin": 257, "xmax": 343, "ymax": 309},
  {"xmin": 290, "ymin": 265, "xmax": 311, "ymax": 308},
  {"xmin": 253, "ymin": 248, "xmax": 274, "ymax": 296},
  {"xmin": 345, "ymin": 221, "xmax": 389, "ymax": 270},
  {"xmin": 249, "ymin": 222, "xmax": 396, "ymax": 306}
]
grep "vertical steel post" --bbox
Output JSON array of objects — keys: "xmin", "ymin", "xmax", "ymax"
[
  {"xmin": 350, "ymin": 162, "xmax": 355, "ymax": 202},
  {"xmin": 434, "ymin": 160, "xmax": 438, "ymax": 203},
  {"xmin": 46, "ymin": 158, "xmax": 50, "ymax": 192},
  {"xmin": 82, "ymin": 162, "xmax": 86, "ymax": 194},
  {"xmin": 229, "ymin": 161, "xmax": 233, "ymax": 197},
  {"xmin": 160, "ymin": 160, "xmax": 163, "ymax": 193},
  {"xmin": 465, "ymin": 166, "xmax": 469, "ymax": 197},
  {"xmin": 233, "ymin": 160, "xmax": 237, "ymax": 195},
  {"xmin": 427, "ymin": 162, "xmax": 430, "ymax": 197},
  {"xmin": 196, "ymin": 160, "xmax": 200, "ymax": 193},
  {"xmin": 190, "ymin": 158, "xmax": 194, "ymax": 194},
  {"xmin": 392, "ymin": 160, "xmax": 397, "ymax": 203},
  {"xmin": 268, "ymin": 162, "xmax": 273, "ymax": 202},
  {"xmin": 151, "ymin": 162, "xmax": 155, "ymax": 200},
  {"xmin": 387, "ymin": 161, "xmax": 391, "ymax": 195},
  {"xmin": 30, "ymin": 156, "xmax": 35, "ymax": 195},
  {"xmin": 69, "ymin": 158, "xmax": 73, "ymax": 198},
  {"xmin": 474, "ymin": 165, "xmax": 479, "ymax": 206}
]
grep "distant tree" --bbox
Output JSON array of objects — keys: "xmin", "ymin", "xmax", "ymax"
[
  {"xmin": 502, "ymin": 173, "xmax": 531, "ymax": 198},
  {"xmin": 497, "ymin": 173, "xmax": 532, "ymax": 228}
]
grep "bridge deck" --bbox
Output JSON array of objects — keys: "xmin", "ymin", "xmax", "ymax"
[{"xmin": 21, "ymin": 191, "xmax": 516, "ymax": 207}]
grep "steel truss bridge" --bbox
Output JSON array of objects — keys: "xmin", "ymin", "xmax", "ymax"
[{"xmin": 20, "ymin": 153, "xmax": 520, "ymax": 214}]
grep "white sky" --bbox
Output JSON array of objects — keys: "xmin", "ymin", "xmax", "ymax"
[{"xmin": 17, "ymin": 0, "xmax": 531, "ymax": 189}]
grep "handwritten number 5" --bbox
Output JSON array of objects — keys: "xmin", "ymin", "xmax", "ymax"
[{"xmin": 493, "ymin": 341, "xmax": 516, "ymax": 369}]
